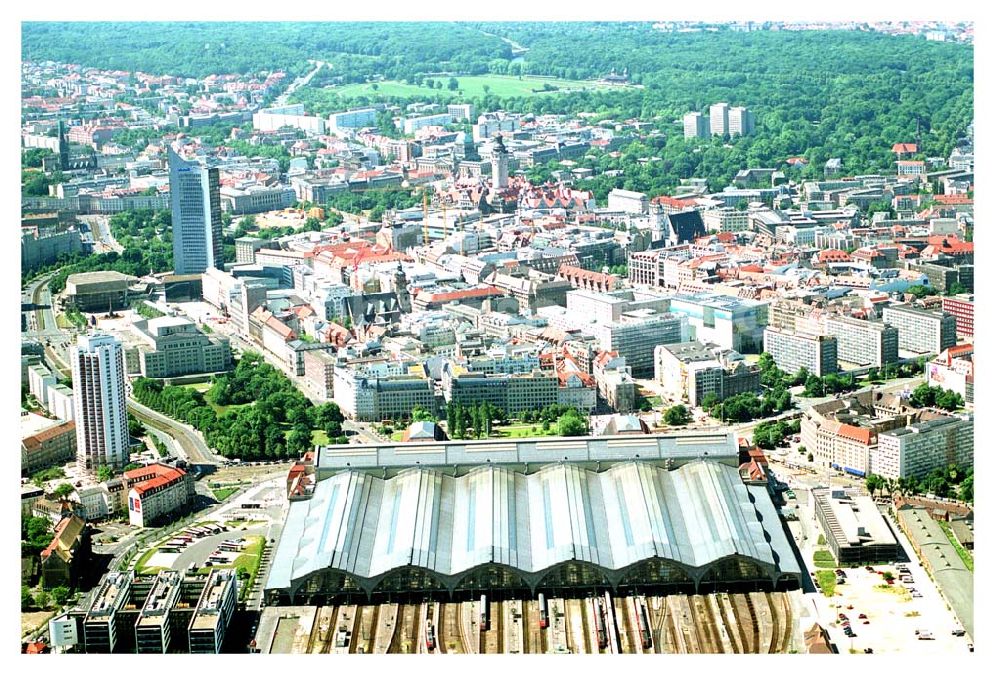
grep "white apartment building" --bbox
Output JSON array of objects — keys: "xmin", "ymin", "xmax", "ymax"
[
  {"xmin": 403, "ymin": 113, "xmax": 452, "ymax": 135},
  {"xmin": 763, "ymin": 327, "xmax": 839, "ymax": 376},
  {"xmin": 683, "ymin": 112, "xmax": 709, "ymax": 139},
  {"xmin": 28, "ymin": 362, "xmax": 75, "ymax": 422},
  {"xmin": 328, "ymin": 108, "xmax": 377, "ymax": 131},
  {"xmin": 727, "ymin": 107, "xmax": 755, "ymax": 136},
  {"xmin": 447, "ymin": 103, "xmax": 476, "ymax": 122},
  {"xmin": 702, "ymin": 207, "xmax": 749, "ymax": 233},
  {"xmin": 709, "ymin": 102, "xmax": 730, "ymax": 136},
  {"xmin": 71, "ymin": 333, "xmax": 129, "ymax": 472},
  {"xmin": 873, "ymin": 415, "xmax": 973, "ymax": 480},
  {"xmin": 882, "ymin": 305, "xmax": 957, "ymax": 355},
  {"xmin": 824, "ymin": 314, "xmax": 899, "ymax": 367}
]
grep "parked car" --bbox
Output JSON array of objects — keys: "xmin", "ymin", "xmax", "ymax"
[{"xmin": 952, "ymin": 629, "xmax": 966, "ymax": 637}]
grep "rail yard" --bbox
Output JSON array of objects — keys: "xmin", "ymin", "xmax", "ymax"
[{"xmin": 254, "ymin": 592, "xmax": 797, "ymax": 654}]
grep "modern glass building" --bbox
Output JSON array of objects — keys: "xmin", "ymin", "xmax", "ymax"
[
  {"xmin": 265, "ymin": 460, "xmax": 801, "ymax": 605},
  {"xmin": 168, "ymin": 148, "xmax": 223, "ymax": 275}
]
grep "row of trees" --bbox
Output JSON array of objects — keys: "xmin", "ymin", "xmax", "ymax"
[
  {"xmin": 752, "ymin": 419, "xmax": 801, "ymax": 452},
  {"xmin": 865, "ymin": 464, "xmax": 973, "ymax": 502},
  {"xmin": 908, "ymin": 382, "xmax": 964, "ymax": 411},
  {"xmin": 701, "ymin": 353, "xmax": 794, "ymax": 424},
  {"xmin": 800, "ymin": 373, "xmax": 857, "ymax": 398},
  {"xmin": 444, "ymin": 401, "xmax": 503, "ymax": 440},
  {"xmin": 132, "ymin": 353, "xmax": 346, "ymax": 461}
]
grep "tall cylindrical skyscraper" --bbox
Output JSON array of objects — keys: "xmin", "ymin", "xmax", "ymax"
[{"xmin": 72, "ymin": 333, "xmax": 129, "ymax": 472}]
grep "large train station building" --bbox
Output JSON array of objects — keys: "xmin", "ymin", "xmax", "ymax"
[{"xmin": 265, "ymin": 434, "xmax": 802, "ymax": 605}]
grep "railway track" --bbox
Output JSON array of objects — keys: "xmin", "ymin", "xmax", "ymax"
[
  {"xmin": 308, "ymin": 606, "xmax": 335, "ymax": 653},
  {"xmin": 395, "ymin": 604, "xmax": 418, "ymax": 653},
  {"xmin": 373, "ymin": 603, "xmax": 398, "ymax": 654},
  {"xmin": 748, "ymin": 592, "xmax": 775, "ymax": 653},
  {"xmin": 483, "ymin": 601, "xmax": 503, "ymax": 653},
  {"xmin": 439, "ymin": 602, "xmax": 465, "ymax": 654},
  {"xmin": 303, "ymin": 593, "xmax": 793, "ymax": 654},
  {"xmin": 460, "ymin": 601, "xmax": 481, "ymax": 654}
]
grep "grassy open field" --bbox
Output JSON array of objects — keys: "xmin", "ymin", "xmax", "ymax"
[
  {"xmin": 492, "ymin": 423, "xmax": 557, "ymax": 439},
  {"xmin": 318, "ymin": 74, "xmax": 613, "ymax": 101}
]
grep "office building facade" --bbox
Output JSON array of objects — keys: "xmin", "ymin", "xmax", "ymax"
[
  {"xmin": 72, "ymin": 333, "xmax": 129, "ymax": 472},
  {"xmin": 169, "ymin": 148, "xmax": 224, "ymax": 275}
]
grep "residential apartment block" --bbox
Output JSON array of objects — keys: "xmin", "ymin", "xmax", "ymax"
[
  {"xmin": 881, "ymin": 305, "xmax": 956, "ymax": 355},
  {"xmin": 873, "ymin": 415, "xmax": 974, "ymax": 480},
  {"xmin": 824, "ymin": 314, "xmax": 899, "ymax": 367},
  {"xmin": 709, "ymin": 102, "xmax": 730, "ymax": 136},
  {"xmin": 72, "ymin": 333, "xmax": 129, "ymax": 472},
  {"xmin": 683, "ymin": 112, "xmax": 709, "ymax": 139},
  {"xmin": 941, "ymin": 294, "xmax": 974, "ymax": 338},
  {"xmin": 763, "ymin": 327, "xmax": 839, "ymax": 377}
]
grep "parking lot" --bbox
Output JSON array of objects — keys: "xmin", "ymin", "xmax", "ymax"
[{"xmin": 790, "ymin": 489, "xmax": 971, "ymax": 655}]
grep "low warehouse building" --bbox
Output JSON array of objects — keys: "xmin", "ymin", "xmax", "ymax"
[{"xmin": 811, "ymin": 488, "xmax": 899, "ymax": 565}]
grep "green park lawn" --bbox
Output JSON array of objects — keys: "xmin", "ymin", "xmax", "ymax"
[
  {"xmin": 815, "ymin": 570, "xmax": 838, "ymax": 597},
  {"xmin": 212, "ymin": 487, "xmax": 239, "ymax": 502},
  {"xmin": 812, "ymin": 549, "xmax": 837, "ymax": 569},
  {"xmin": 492, "ymin": 423, "xmax": 557, "ymax": 439},
  {"xmin": 321, "ymin": 74, "xmax": 611, "ymax": 101}
]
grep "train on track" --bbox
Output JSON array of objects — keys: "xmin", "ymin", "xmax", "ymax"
[
  {"xmin": 593, "ymin": 598, "xmax": 608, "ymax": 650},
  {"xmin": 425, "ymin": 620, "xmax": 436, "ymax": 652},
  {"xmin": 635, "ymin": 600, "xmax": 652, "ymax": 650},
  {"xmin": 480, "ymin": 595, "xmax": 490, "ymax": 632},
  {"xmin": 538, "ymin": 593, "xmax": 548, "ymax": 629}
]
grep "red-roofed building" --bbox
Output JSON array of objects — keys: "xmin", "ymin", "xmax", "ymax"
[
  {"xmin": 815, "ymin": 248, "xmax": 852, "ymax": 265},
  {"xmin": 556, "ymin": 264, "xmax": 622, "ymax": 293},
  {"xmin": 39, "ymin": 514, "xmax": 88, "ymax": 587},
  {"xmin": 125, "ymin": 463, "xmax": 194, "ymax": 527},
  {"xmin": 892, "ymin": 143, "xmax": 919, "ymax": 157},
  {"xmin": 412, "ymin": 286, "xmax": 504, "ymax": 311},
  {"xmin": 556, "ymin": 370, "xmax": 598, "ymax": 413}
]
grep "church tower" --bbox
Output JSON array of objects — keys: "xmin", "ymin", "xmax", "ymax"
[{"xmin": 490, "ymin": 135, "xmax": 509, "ymax": 189}]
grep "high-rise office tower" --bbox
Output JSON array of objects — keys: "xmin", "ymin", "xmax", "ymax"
[
  {"xmin": 72, "ymin": 333, "xmax": 129, "ymax": 472},
  {"xmin": 169, "ymin": 147, "xmax": 223, "ymax": 275},
  {"xmin": 728, "ymin": 107, "xmax": 755, "ymax": 136},
  {"xmin": 710, "ymin": 102, "xmax": 730, "ymax": 137}
]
